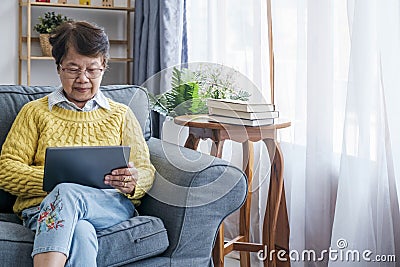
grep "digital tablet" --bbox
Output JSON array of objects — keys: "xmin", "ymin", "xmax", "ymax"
[{"xmin": 43, "ymin": 146, "xmax": 131, "ymax": 192}]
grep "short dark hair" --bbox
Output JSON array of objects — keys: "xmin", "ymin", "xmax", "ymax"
[{"xmin": 49, "ymin": 21, "xmax": 110, "ymax": 68}]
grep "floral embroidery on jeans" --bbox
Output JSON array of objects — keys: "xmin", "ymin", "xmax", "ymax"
[{"xmin": 37, "ymin": 189, "xmax": 65, "ymax": 235}]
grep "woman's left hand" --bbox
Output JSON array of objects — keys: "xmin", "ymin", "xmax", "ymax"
[{"xmin": 104, "ymin": 162, "xmax": 138, "ymax": 195}]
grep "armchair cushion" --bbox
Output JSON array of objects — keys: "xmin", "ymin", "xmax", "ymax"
[
  {"xmin": 96, "ymin": 216, "xmax": 168, "ymax": 267},
  {"xmin": 0, "ymin": 221, "xmax": 34, "ymax": 267}
]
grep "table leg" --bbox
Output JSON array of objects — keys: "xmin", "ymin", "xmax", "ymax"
[
  {"xmin": 185, "ymin": 133, "xmax": 201, "ymax": 150},
  {"xmin": 213, "ymin": 223, "xmax": 225, "ymax": 267},
  {"xmin": 211, "ymin": 140, "xmax": 225, "ymax": 158},
  {"xmin": 210, "ymin": 139, "xmax": 225, "ymax": 266},
  {"xmin": 239, "ymin": 141, "xmax": 253, "ymax": 267},
  {"xmin": 263, "ymin": 139, "xmax": 290, "ymax": 267}
]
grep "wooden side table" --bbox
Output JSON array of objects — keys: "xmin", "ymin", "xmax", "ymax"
[{"xmin": 174, "ymin": 115, "xmax": 291, "ymax": 267}]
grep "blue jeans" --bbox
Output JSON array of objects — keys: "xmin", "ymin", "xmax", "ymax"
[{"xmin": 21, "ymin": 183, "xmax": 136, "ymax": 267}]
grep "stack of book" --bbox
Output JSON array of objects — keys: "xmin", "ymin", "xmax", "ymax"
[{"xmin": 206, "ymin": 98, "xmax": 278, "ymax": 126}]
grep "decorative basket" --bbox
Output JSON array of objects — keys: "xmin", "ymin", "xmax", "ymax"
[{"xmin": 39, "ymin": 34, "xmax": 52, "ymax": 57}]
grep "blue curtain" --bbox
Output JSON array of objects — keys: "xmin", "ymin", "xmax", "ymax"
[{"xmin": 133, "ymin": 0, "xmax": 187, "ymax": 137}]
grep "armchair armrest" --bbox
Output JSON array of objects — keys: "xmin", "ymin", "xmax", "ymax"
[{"xmin": 139, "ymin": 138, "xmax": 247, "ymax": 266}]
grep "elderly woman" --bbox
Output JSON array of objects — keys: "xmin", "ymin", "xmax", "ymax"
[{"xmin": 0, "ymin": 21, "xmax": 155, "ymax": 266}]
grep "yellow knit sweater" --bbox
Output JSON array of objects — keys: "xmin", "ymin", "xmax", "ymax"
[{"xmin": 0, "ymin": 96, "xmax": 155, "ymax": 214}]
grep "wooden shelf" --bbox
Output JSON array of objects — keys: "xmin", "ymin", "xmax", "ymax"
[
  {"xmin": 109, "ymin": 58, "xmax": 133, "ymax": 62},
  {"xmin": 18, "ymin": 0, "xmax": 134, "ymax": 85},
  {"xmin": 22, "ymin": 37, "xmax": 128, "ymax": 45},
  {"xmin": 20, "ymin": 1, "xmax": 134, "ymax": 12},
  {"xmin": 27, "ymin": 56, "xmax": 54, "ymax": 60},
  {"xmin": 20, "ymin": 56, "xmax": 133, "ymax": 62}
]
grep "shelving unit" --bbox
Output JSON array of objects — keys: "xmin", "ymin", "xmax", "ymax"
[{"xmin": 18, "ymin": 0, "xmax": 134, "ymax": 85}]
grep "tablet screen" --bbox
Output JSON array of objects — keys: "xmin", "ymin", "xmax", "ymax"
[{"xmin": 43, "ymin": 146, "xmax": 131, "ymax": 192}]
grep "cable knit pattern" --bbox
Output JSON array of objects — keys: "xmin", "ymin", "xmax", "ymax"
[{"xmin": 0, "ymin": 96, "xmax": 155, "ymax": 214}]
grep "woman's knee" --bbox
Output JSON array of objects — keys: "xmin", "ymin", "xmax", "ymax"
[
  {"xmin": 40, "ymin": 183, "xmax": 87, "ymax": 211},
  {"xmin": 72, "ymin": 220, "xmax": 98, "ymax": 251},
  {"xmin": 67, "ymin": 220, "xmax": 98, "ymax": 266},
  {"xmin": 43, "ymin": 183, "xmax": 82, "ymax": 202}
]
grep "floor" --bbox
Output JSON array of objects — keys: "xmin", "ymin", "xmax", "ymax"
[
  {"xmin": 223, "ymin": 252, "xmax": 242, "ymax": 266},
  {"xmin": 225, "ymin": 255, "xmax": 240, "ymax": 266}
]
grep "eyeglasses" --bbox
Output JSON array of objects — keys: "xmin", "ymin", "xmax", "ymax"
[{"xmin": 59, "ymin": 64, "xmax": 104, "ymax": 79}]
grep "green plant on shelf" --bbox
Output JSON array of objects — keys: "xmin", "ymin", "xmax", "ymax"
[
  {"xmin": 33, "ymin": 12, "xmax": 70, "ymax": 34},
  {"xmin": 150, "ymin": 65, "xmax": 251, "ymax": 118}
]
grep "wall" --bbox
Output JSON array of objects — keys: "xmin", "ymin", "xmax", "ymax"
[
  {"xmin": 0, "ymin": 1, "xmax": 19, "ymax": 85},
  {"xmin": 0, "ymin": 0, "xmax": 134, "ymax": 86}
]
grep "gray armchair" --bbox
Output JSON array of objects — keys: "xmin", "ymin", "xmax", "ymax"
[{"xmin": 0, "ymin": 85, "xmax": 247, "ymax": 267}]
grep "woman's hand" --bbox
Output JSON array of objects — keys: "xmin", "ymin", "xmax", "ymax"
[{"xmin": 104, "ymin": 162, "xmax": 138, "ymax": 195}]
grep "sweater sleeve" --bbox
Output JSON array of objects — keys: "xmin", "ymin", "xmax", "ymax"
[
  {"xmin": 121, "ymin": 108, "xmax": 155, "ymax": 201},
  {"xmin": 0, "ymin": 102, "xmax": 46, "ymax": 197}
]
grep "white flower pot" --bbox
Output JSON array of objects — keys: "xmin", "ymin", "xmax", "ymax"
[{"xmin": 161, "ymin": 116, "xmax": 189, "ymax": 146}]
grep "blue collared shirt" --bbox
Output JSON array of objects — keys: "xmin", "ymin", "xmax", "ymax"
[{"xmin": 48, "ymin": 87, "xmax": 110, "ymax": 112}]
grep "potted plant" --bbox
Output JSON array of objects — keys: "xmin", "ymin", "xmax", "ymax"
[
  {"xmin": 33, "ymin": 12, "xmax": 70, "ymax": 56},
  {"xmin": 148, "ymin": 63, "xmax": 251, "ymax": 144},
  {"xmin": 150, "ymin": 65, "xmax": 251, "ymax": 118}
]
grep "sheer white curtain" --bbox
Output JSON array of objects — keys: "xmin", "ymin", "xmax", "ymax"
[
  {"xmin": 274, "ymin": 1, "xmax": 348, "ymax": 265},
  {"xmin": 328, "ymin": 0, "xmax": 400, "ymax": 266},
  {"xmin": 187, "ymin": 0, "xmax": 400, "ymax": 266}
]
